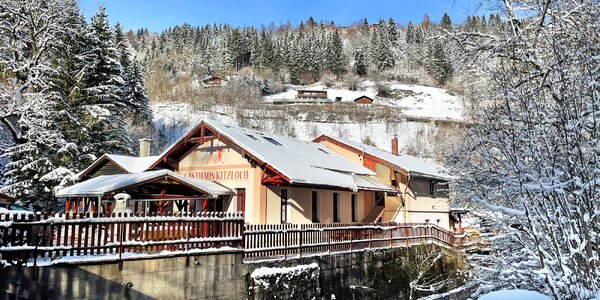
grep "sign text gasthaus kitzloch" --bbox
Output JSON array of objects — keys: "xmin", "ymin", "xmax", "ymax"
[{"xmin": 183, "ymin": 170, "xmax": 249, "ymax": 181}]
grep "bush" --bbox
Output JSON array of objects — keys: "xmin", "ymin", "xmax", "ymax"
[
  {"xmin": 344, "ymin": 74, "xmax": 362, "ymax": 91},
  {"xmin": 375, "ymin": 81, "xmax": 392, "ymax": 97},
  {"xmin": 320, "ymin": 71, "xmax": 337, "ymax": 87}
]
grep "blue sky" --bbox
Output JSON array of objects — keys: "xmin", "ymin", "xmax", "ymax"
[{"xmin": 78, "ymin": 0, "xmax": 485, "ymax": 32}]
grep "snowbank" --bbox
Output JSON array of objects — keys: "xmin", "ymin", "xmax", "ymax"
[
  {"xmin": 250, "ymin": 262, "xmax": 319, "ymax": 279},
  {"xmin": 479, "ymin": 290, "xmax": 551, "ymax": 300}
]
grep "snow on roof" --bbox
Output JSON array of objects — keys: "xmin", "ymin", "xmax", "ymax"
[
  {"xmin": 156, "ymin": 119, "xmax": 384, "ymax": 191},
  {"xmin": 77, "ymin": 154, "xmax": 160, "ymax": 179},
  {"xmin": 351, "ymin": 175, "xmax": 396, "ymax": 192},
  {"xmin": 57, "ymin": 170, "xmax": 231, "ymax": 198},
  {"xmin": 320, "ymin": 135, "xmax": 451, "ymax": 180},
  {"xmin": 203, "ymin": 119, "xmax": 378, "ymax": 191}
]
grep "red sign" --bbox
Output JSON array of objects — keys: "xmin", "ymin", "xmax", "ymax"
[{"xmin": 184, "ymin": 169, "xmax": 249, "ymax": 181}]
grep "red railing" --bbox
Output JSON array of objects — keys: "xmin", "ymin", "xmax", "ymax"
[
  {"xmin": 0, "ymin": 214, "xmax": 479, "ymax": 266},
  {"xmin": 0, "ymin": 212, "xmax": 244, "ymax": 267},
  {"xmin": 243, "ymin": 222, "xmax": 478, "ymax": 261}
]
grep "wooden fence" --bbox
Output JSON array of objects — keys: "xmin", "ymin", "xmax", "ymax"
[
  {"xmin": 243, "ymin": 223, "xmax": 479, "ymax": 261},
  {"xmin": 0, "ymin": 212, "xmax": 244, "ymax": 267},
  {"xmin": 0, "ymin": 213, "xmax": 479, "ymax": 266}
]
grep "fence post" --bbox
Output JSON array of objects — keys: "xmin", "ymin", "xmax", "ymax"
[
  {"xmin": 389, "ymin": 225, "xmax": 393, "ymax": 247},
  {"xmin": 349, "ymin": 228, "xmax": 353, "ymax": 253},
  {"xmin": 186, "ymin": 212, "xmax": 191, "ymax": 267},
  {"xmin": 284, "ymin": 225, "xmax": 288, "ymax": 260},
  {"xmin": 118, "ymin": 213, "xmax": 124, "ymax": 271},
  {"xmin": 240, "ymin": 213, "xmax": 245, "ymax": 260},
  {"xmin": 298, "ymin": 224, "xmax": 303, "ymax": 258},
  {"xmin": 368, "ymin": 227, "xmax": 372, "ymax": 250}
]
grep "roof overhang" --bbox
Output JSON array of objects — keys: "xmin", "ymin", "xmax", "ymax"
[{"xmin": 57, "ymin": 170, "xmax": 232, "ymax": 199}]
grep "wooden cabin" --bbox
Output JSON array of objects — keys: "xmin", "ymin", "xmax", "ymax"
[
  {"xmin": 297, "ymin": 89, "xmax": 328, "ymax": 99},
  {"xmin": 354, "ymin": 95, "xmax": 374, "ymax": 106},
  {"xmin": 0, "ymin": 192, "xmax": 15, "ymax": 203},
  {"xmin": 202, "ymin": 75, "xmax": 226, "ymax": 88}
]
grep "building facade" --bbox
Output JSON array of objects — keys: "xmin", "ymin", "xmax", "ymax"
[{"xmin": 314, "ymin": 135, "xmax": 452, "ymax": 228}]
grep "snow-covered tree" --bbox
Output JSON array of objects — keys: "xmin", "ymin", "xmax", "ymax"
[
  {"xmin": 0, "ymin": 0, "xmax": 82, "ymax": 208},
  {"xmin": 451, "ymin": 0, "xmax": 600, "ymax": 298}
]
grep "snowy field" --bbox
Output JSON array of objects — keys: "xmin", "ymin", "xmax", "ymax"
[
  {"xmin": 152, "ymin": 103, "xmax": 443, "ymax": 158},
  {"xmin": 263, "ymin": 82, "xmax": 464, "ymax": 121}
]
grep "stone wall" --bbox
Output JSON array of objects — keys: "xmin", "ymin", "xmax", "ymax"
[{"xmin": 1, "ymin": 245, "xmax": 466, "ymax": 300}]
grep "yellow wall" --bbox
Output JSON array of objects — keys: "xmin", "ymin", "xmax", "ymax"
[
  {"xmin": 177, "ymin": 138, "xmax": 376, "ymax": 225},
  {"xmin": 264, "ymin": 186, "xmax": 369, "ymax": 224},
  {"xmin": 317, "ymin": 139, "xmax": 452, "ymax": 229},
  {"xmin": 178, "ymin": 138, "xmax": 260, "ymax": 223}
]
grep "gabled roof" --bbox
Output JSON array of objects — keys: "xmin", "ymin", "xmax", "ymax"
[
  {"xmin": 57, "ymin": 170, "xmax": 231, "ymax": 198},
  {"xmin": 314, "ymin": 135, "xmax": 451, "ymax": 181},
  {"xmin": 0, "ymin": 192, "xmax": 15, "ymax": 202},
  {"xmin": 77, "ymin": 154, "xmax": 160, "ymax": 179},
  {"xmin": 354, "ymin": 95, "xmax": 373, "ymax": 102},
  {"xmin": 153, "ymin": 119, "xmax": 388, "ymax": 191}
]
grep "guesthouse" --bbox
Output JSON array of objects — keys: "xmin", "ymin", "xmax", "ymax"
[{"xmin": 314, "ymin": 135, "xmax": 454, "ymax": 229}]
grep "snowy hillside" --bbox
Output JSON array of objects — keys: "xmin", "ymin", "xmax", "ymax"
[
  {"xmin": 263, "ymin": 82, "xmax": 464, "ymax": 121},
  {"xmin": 152, "ymin": 102, "xmax": 448, "ymax": 160}
]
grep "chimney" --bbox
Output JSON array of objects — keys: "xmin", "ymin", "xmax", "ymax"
[
  {"xmin": 391, "ymin": 137, "xmax": 398, "ymax": 156},
  {"xmin": 139, "ymin": 138, "xmax": 151, "ymax": 157}
]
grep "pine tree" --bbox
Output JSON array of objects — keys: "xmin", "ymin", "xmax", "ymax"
[
  {"xmin": 80, "ymin": 6, "xmax": 131, "ymax": 157},
  {"xmin": 374, "ymin": 30, "xmax": 395, "ymax": 71},
  {"xmin": 426, "ymin": 40, "xmax": 453, "ymax": 85},
  {"xmin": 353, "ymin": 49, "xmax": 368, "ymax": 76},
  {"xmin": 326, "ymin": 30, "xmax": 346, "ymax": 75},
  {"xmin": 441, "ymin": 13, "xmax": 452, "ymax": 30}
]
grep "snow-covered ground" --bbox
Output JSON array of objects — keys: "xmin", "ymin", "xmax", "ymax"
[
  {"xmin": 479, "ymin": 290, "xmax": 551, "ymax": 300},
  {"xmin": 152, "ymin": 103, "xmax": 443, "ymax": 158},
  {"xmin": 263, "ymin": 82, "xmax": 464, "ymax": 121}
]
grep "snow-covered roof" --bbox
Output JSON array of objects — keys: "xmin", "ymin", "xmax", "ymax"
[
  {"xmin": 57, "ymin": 170, "xmax": 231, "ymax": 198},
  {"xmin": 351, "ymin": 174, "xmax": 397, "ymax": 192},
  {"xmin": 317, "ymin": 135, "xmax": 451, "ymax": 180},
  {"xmin": 77, "ymin": 154, "xmax": 160, "ymax": 179},
  {"xmin": 206, "ymin": 119, "xmax": 381, "ymax": 190},
  {"xmin": 156, "ymin": 119, "xmax": 391, "ymax": 191}
]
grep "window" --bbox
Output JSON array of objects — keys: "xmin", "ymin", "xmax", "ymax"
[
  {"xmin": 280, "ymin": 189, "xmax": 288, "ymax": 223},
  {"xmin": 351, "ymin": 194, "xmax": 358, "ymax": 222},
  {"xmin": 333, "ymin": 192, "xmax": 340, "ymax": 222},
  {"xmin": 375, "ymin": 191, "xmax": 385, "ymax": 206},
  {"xmin": 429, "ymin": 181, "xmax": 436, "ymax": 196},
  {"xmin": 264, "ymin": 136, "xmax": 282, "ymax": 146},
  {"xmin": 236, "ymin": 188, "xmax": 246, "ymax": 214},
  {"xmin": 318, "ymin": 148, "xmax": 330, "ymax": 155},
  {"xmin": 246, "ymin": 134, "xmax": 259, "ymax": 141},
  {"xmin": 311, "ymin": 191, "xmax": 320, "ymax": 222}
]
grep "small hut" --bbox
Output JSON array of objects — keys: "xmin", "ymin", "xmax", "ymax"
[{"xmin": 354, "ymin": 95, "xmax": 374, "ymax": 106}]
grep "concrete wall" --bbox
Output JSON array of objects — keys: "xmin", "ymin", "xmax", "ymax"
[{"xmin": 1, "ymin": 252, "xmax": 247, "ymax": 300}]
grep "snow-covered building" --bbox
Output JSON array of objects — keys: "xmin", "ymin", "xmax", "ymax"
[
  {"xmin": 314, "ymin": 135, "xmax": 454, "ymax": 229},
  {"xmin": 151, "ymin": 119, "xmax": 396, "ymax": 224},
  {"xmin": 58, "ymin": 119, "xmax": 455, "ymax": 228},
  {"xmin": 201, "ymin": 75, "xmax": 226, "ymax": 88}
]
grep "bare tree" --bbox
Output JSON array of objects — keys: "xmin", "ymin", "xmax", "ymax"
[{"xmin": 450, "ymin": 0, "xmax": 600, "ymax": 298}]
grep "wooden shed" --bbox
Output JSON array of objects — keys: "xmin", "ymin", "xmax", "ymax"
[
  {"xmin": 297, "ymin": 89, "xmax": 328, "ymax": 99},
  {"xmin": 202, "ymin": 75, "xmax": 226, "ymax": 88},
  {"xmin": 354, "ymin": 95, "xmax": 374, "ymax": 106},
  {"xmin": 0, "ymin": 192, "xmax": 15, "ymax": 203}
]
